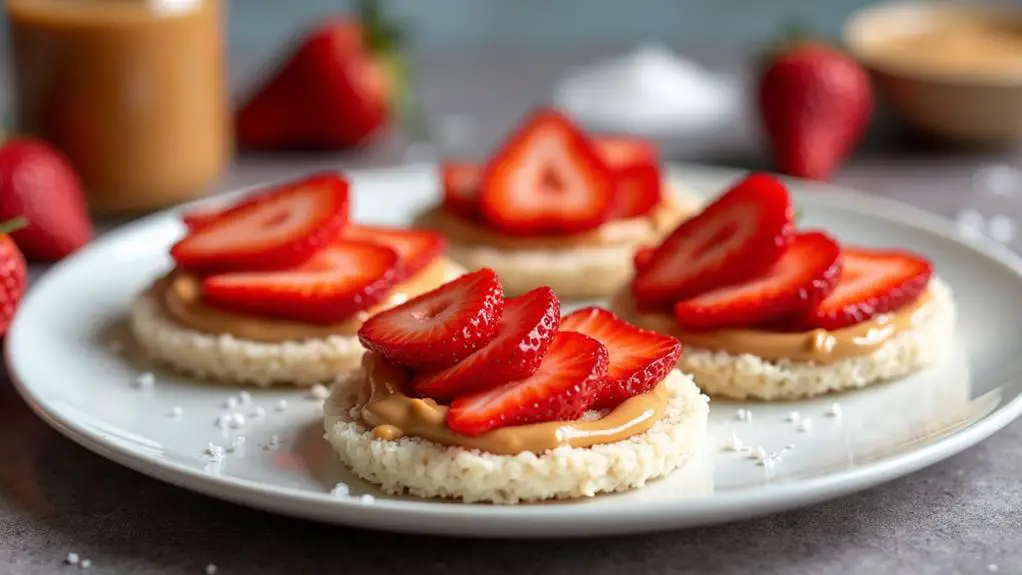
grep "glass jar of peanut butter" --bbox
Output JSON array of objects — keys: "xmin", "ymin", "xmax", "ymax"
[{"xmin": 5, "ymin": 0, "xmax": 231, "ymax": 214}]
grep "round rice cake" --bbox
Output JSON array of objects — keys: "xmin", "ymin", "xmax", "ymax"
[{"xmin": 322, "ymin": 369, "xmax": 710, "ymax": 504}]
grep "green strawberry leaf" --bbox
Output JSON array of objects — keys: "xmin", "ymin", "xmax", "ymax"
[
  {"xmin": 0, "ymin": 216, "xmax": 29, "ymax": 235},
  {"xmin": 794, "ymin": 206, "xmax": 804, "ymax": 224}
]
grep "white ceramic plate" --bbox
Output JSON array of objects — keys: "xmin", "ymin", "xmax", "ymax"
[{"xmin": 8, "ymin": 164, "xmax": 1022, "ymax": 538}]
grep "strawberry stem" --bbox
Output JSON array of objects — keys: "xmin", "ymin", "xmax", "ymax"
[{"xmin": 0, "ymin": 216, "xmax": 28, "ymax": 235}]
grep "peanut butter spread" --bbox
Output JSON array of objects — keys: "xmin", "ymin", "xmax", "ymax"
[
  {"xmin": 156, "ymin": 258, "xmax": 458, "ymax": 342},
  {"xmin": 616, "ymin": 287, "xmax": 935, "ymax": 365},
  {"xmin": 355, "ymin": 353, "xmax": 669, "ymax": 455},
  {"xmin": 420, "ymin": 187, "xmax": 692, "ymax": 250}
]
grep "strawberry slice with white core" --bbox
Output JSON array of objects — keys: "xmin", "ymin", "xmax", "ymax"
[
  {"xmin": 413, "ymin": 286, "xmax": 561, "ymax": 399},
  {"xmin": 440, "ymin": 162, "xmax": 482, "ymax": 219},
  {"xmin": 632, "ymin": 172, "xmax": 795, "ymax": 310},
  {"xmin": 446, "ymin": 331, "xmax": 609, "ymax": 436},
  {"xmin": 342, "ymin": 224, "xmax": 446, "ymax": 281},
  {"xmin": 201, "ymin": 239, "xmax": 398, "ymax": 324},
  {"xmin": 560, "ymin": 307, "xmax": 682, "ymax": 409},
  {"xmin": 800, "ymin": 247, "xmax": 932, "ymax": 330},
  {"xmin": 479, "ymin": 109, "xmax": 615, "ymax": 236},
  {"xmin": 593, "ymin": 135, "xmax": 662, "ymax": 219},
  {"xmin": 673, "ymin": 231, "xmax": 841, "ymax": 330},
  {"xmin": 357, "ymin": 268, "xmax": 504, "ymax": 371},
  {"xmin": 172, "ymin": 172, "xmax": 349, "ymax": 273}
]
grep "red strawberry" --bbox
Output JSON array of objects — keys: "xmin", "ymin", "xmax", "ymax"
[
  {"xmin": 560, "ymin": 307, "xmax": 681, "ymax": 409},
  {"xmin": 171, "ymin": 172, "xmax": 349, "ymax": 273},
  {"xmin": 446, "ymin": 332, "xmax": 609, "ymax": 436},
  {"xmin": 479, "ymin": 109, "xmax": 615, "ymax": 236},
  {"xmin": 758, "ymin": 42, "xmax": 872, "ymax": 180},
  {"xmin": 202, "ymin": 240, "xmax": 399, "ymax": 324},
  {"xmin": 799, "ymin": 247, "xmax": 932, "ymax": 330},
  {"xmin": 593, "ymin": 135, "xmax": 661, "ymax": 219},
  {"xmin": 633, "ymin": 246, "xmax": 655, "ymax": 274},
  {"xmin": 0, "ymin": 138, "xmax": 92, "ymax": 262},
  {"xmin": 342, "ymin": 224, "xmax": 445, "ymax": 280},
  {"xmin": 236, "ymin": 17, "xmax": 403, "ymax": 150},
  {"xmin": 0, "ymin": 221, "xmax": 27, "ymax": 335},
  {"xmin": 440, "ymin": 162, "xmax": 482, "ymax": 219},
  {"xmin": 632, "ymin": 173, "xmax": 795, "ymax": 310},
  {"xmin": 358, "ymin": 268, "xmax": 503, "ymax": 371},
  {"xmin": 181, "ymin": 204, "xmax": 224, "ymax": 231},
  {"xmin": 673, "ymin": 231, "xmax": 841, "ymax": 330},
  {"xmin": 413, "ymin": 287, "xmax": 560, "ymax": 399}
]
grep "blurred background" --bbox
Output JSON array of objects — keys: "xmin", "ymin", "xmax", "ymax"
[{"xmin": 1, "ymin": 0, "xmax": 1021, "ymax": 260}]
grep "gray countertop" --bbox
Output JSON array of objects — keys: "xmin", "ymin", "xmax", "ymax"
[{"xmin": 3, "ymin": 49, "xmax": 1022, "ymax": 575}]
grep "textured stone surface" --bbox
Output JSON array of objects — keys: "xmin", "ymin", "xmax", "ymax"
[{"xmin": 3, "ymin": 49, "xmax": 1022, "ymax": 574}]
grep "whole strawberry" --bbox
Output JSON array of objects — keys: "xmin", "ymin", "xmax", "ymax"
[
  {"xmin": 757, "ymin": 42, "xmax": 873, "ymax": 180},
  {"xmin": 236, "ymin": 0, "xmax": 408, "ymax": 150},
  {"xmin": 0, "ymin": 138, "xmax": 92, "ymax": 262},
  {"xmin": 0, "ymin": 219, "xmax": 28, "ymax": 336}
]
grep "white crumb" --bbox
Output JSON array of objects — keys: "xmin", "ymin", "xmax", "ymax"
[
  {"xmin": 249, "ymin": 407, "xmax": 266, "ymax": 419},
  {"xmin": 331, "ymin": 483, "xmax": 350, "ymax": 497},
  {"xmin": 168, "ymin": 406, "xmax": 183, "ymax": 419},
  {"xmin": 65, "ymin": 552, "xmax": 79, "ymax": 565},
  {"xmin": 80, "ymin": 558, "xmax": 92, "ymax": 569},
  {"xmin": 133, "ymin": 372, "xmax": 155, "ymax": 390},
  {"xmin": 275, "ymin": 399, "xmax": 288, "ymax": 412},
  {"xmin": 722, "ymin": 432, "xmax": 744, "ymax": 452},
  {"xmin": 827, "ymin": 402, "xmax": 843, "ymax": 418},
  {"xmin": 785, "ymin": 411, "xmax": 800, "ymax": 422},
  {"xmin": 359, "ymin": 494, "xmax": 376, "ymax": 504},
  {"xmin": 228, "ymin": 412, "xmax": 246, "ymax": 429},
  {"xmin": 238, "ymin": 390, "xmax": 252, "ymax": 405},
  {"xmin": 798, "ymin": 418, "xmax": 813, "ymax": 433},
  {"xmin": 308, "ymin": 384, "xmax": 330, "ymax": 400},
  {"xmin": 205, "ymin": 443, "xmax": 225, "ymax": 461},
  {"xmin": 263, "ymin": 435, "xmax": 280, "ymax": 451},
  {"xmin": 206, "ymin": 564, "xmax": 218, "ymax": 575},
  {"xmin": 223, "ymin": 396, "xmax": 238, "ymax": 410}
]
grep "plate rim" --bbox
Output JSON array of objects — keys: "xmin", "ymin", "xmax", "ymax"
[{"xmin": 8, "ymin": 162, "xmax": 1022, "ymax": 537}]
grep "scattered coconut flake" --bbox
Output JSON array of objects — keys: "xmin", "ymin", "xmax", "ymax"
[
  {"xmin": 263, "ymin": 435, "xmax": 280, "ymax": 451},
  {"xmin": 784, "ymin": 443, "xmax": 795, "ymax": 451},
  {"xmin": 722, "ymin": 432, "xmax": 744, "ymax": 452},
  {"xmin": 249, "ymin": 406, "xmax": 266, "ymax": 419},
  {"xmin": 205, "ymin": 443, "xmax": 225, "ymax": 461},
  {"xmin": 359, "ymin": 494, "xmax": 376, "ymax": 504},
  {"xmin": 223, "ymin": 396, "xmax": 238, "ymax": 410},
  {"xmin": 65, "ymin": 552, "xmax": 80, "ymax": 565},
  {"xmin": 308, "ymin": 384, "xmax": 330, "ymax": 400},
  {"xmin": 735, "ymin": 408, "xmax": 752, "ymax": 422},
  {"xmin": 785, "ymin": 411, "xmax": 800, "ymax": 422},
  {"xmin": 133, "ymin": 372, "xmax": 155, "ymax": 390},
  {"xmin": 227, "ymin": 436, "xmax": 246, "ymax": 453},
  {"xmin": 80, "ymin": 558, "xmax": 92, "ymax": 569},
  {"xmin": 957, "ymin": 208, "xmax": 986, "ymax": 239},
  {"xmin": 988, "ymin": 565, "xmax": 999, "ymax": 572},
  {"xmin": 206, "ymin": 564, "xmax": 218, "ymax": 575},
  {"xmin": 275, "ymin": 399, "xmax": 288, "ymax": 412},
  {"xmin": 989, "ymin": 215, "xmax": 1016, "ymax": 244},
  {"xmin": 228, "ymin": 412, "xmax": 246, "ymax": 429},
  {"xmin": 798, "ymin": 418, "xmax": 813, "ymax": 433},
  {"xmin": 827, "ymin": 402, "xmax": 843, "ymax": 418},
  {"xmin": 238, "ymin": 390, "xmax": 252, "ymax": 405},
  {"xmin": 750, "ymin": 446, "xmax": 767, "ymax": 461},
  {"xmin": 168, "ymin": 406, "xmax": 184, "ymax": 419},
  {"xmin": 331, "ymin": 483, "xmax": 351, "ymax": 497}
]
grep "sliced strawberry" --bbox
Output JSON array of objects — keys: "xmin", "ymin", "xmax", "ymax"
[
  {"xmin": 632, "ymin": 172, "xmax": 795, "ymax": 310},
  {"xmin": 593, "ymin": 135, "xmax": 662, "ymax": 219},
  {"xmin": 440, "ymin": 161, "xmax": 482, "ymax": 219},
  {"xmin": 479, "ymin": 109, "xmax": 615, "ymax": 236},
  {"xmin": 171, "ymin": 173, "xmax": 349, "ymax": 273},
  {"xmin": 413, "ymin": 287, "xmax": 560, "ymax": 399},
  {"xmin": 181, "ymin": 204, "xmax": 224, "ymax": 231},
  {"xmin": 446, "ymin": 332, "xmax": 609, "ymax": 436},
  {"xmin": 342, "ymin": 224, "xmax": 445, "ymax": 280},
  {"xmin": 201, "ymin": 240, "xmax": 399, "ymax": 324},
  {"xmin": 560, "ymin": 307, "xmax": 682, "ymax": 409},
  {"xmin": 633, "ymin": 246, "xmax": 655, "ymax": 274},
  {"xmin": 799, "ymin": 247, "xmax": 933, "ymax": 330},
  {"xmin": 673, "ymin": 231, "xmax": 841, "ymax": 330},
  {"xmin": 357, "ymin": 268, "xmax": 504, "ymax": 371}
]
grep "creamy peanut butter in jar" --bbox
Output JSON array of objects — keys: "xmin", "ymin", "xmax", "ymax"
[{"xmin": 6, "ymin": 0, "xmax": 231, "ymax": 214}]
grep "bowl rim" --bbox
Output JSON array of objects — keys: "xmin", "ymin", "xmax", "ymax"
[{"xmin": 843, "ymin": 0, "xmax": 1022, "ymax": 87}]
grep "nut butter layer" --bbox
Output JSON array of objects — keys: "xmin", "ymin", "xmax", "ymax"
[
  {"xmin": 355, "ymin": 353, "xmax": 669, "ymax": 455},
  {"xmin": 614, "ymin": 285, "xmax": 936, "ymax": 365},
  {"xmin": 158, "ymin": 258, "xmax": 454, "ymax": 343}
]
